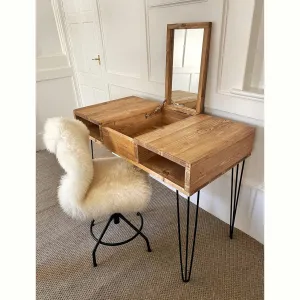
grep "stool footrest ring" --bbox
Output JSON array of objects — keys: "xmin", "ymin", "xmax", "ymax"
[
  {"xmin": 90, "ymin": 212, "xmax": 144, "ymax": 246},
  {"xmin": 91, "ymin": 212, "xmax": 151, "ymax": 267}
]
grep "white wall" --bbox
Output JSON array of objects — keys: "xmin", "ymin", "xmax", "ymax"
[
  {"xmin": 36, "ymin": 0, "xmax": 62, "ymax": 56},
  {"xmin": 36, "ymin": 0, "xmax": 79, "ymax": 150},
  {"xmin": 59, "ymin": 0, "xmax": 264, "ymax": 243}
]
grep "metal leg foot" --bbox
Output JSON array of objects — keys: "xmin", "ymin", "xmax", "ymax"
[
  {"xmin": 176, "ymin": 190, "xmax": 200, "ymax": 283},
  {"xmin": 229, "ymin": 160, "xmax": 245, "ymax": 239}
]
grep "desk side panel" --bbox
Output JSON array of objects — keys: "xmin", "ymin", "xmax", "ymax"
[{"xmin": 188, "ymin": 131, "xmax": 255, "ymax": 195}]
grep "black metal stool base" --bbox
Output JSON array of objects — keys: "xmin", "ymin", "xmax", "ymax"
[
  {"xmin": 176, "ymin": 190, "xmax": 200, "ymax": 283},
  {"xmin": 90, "ymin": 212, "xmax": 152, "ymax": 267}
]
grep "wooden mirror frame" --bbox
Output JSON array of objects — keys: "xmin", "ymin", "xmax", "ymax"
[{"xmin": 164, "ymin": 22, "xmax": 212, "ymax": 114}]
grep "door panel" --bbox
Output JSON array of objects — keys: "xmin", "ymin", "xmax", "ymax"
[{"xmin": 62, "ymin": 0, "xmax": 109, "ymax": 106}]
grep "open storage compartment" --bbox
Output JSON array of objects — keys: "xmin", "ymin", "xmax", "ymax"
[
  {"xmin": 136, "ymin": 145, "xmax": 185, "ymax": 188},
  {"xmin": 101, "ymin": 109, "xmax": 189, "ymax": 162},
  {"xmin": 75, "ymin": 116, "xmax": 101, "ymax": 141}
]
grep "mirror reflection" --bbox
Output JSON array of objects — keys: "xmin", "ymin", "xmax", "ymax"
[{"xmin": 171, "ymin": 28, "xmax": 204, "ymax": 110}]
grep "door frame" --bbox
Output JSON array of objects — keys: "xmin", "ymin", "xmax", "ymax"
[{"xmin": 51, "ymin": 0, "xmax": 83, "ymax": 107}]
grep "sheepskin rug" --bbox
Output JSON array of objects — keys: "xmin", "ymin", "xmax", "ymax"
[{"xmin": 43, "ymin": 117, "xmax": 152, "ymax": 220}]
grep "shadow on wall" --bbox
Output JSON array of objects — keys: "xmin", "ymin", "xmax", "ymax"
[{"xmin": 90, "ymin": 142, "xmax": 115, "ymax": 159}]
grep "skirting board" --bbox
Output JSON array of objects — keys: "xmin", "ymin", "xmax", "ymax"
[{"xmin": 151, "ymin": 175, "xmax": 264, "ymax": 244}]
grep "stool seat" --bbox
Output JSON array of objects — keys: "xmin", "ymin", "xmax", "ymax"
[
  {"xmin": 43, "ymin": 117, "xmax": 152, "ymax": 220},
  {"xmin": 43, "ymin": 117, "xmax": 152, "ymax": 268},
  {"xmin": 75, "ymin": 156, "xmax": 151, "ymax": 220}
]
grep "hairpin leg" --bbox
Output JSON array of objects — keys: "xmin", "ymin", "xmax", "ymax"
[
  {"xmin": 229, "ymin": 160, "xmax": 245, "ymax": 239},
  {"xmin": 176, "ymin": 190, "xmax": 200, "ymax": 283},
  {"xmin": 90, "ymin": 140, "xmax": 94, "ymax": 159}
]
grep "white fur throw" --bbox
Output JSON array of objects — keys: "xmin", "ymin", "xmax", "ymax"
[{"xmin": 43, "ymin": 117, "xmax": 152, "ymax": 220}]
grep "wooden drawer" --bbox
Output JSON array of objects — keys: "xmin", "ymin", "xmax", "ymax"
[
  {"xmin": 102, "ymin": 127, "xmax": 137, "ymax": 162},
  {"xmin": 137, "ymin": 145, "xmax": 185, "ymax": 189}
]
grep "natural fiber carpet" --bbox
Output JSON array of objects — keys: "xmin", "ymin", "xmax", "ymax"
[{"xmin": 36, "ymin": 150, "xmax": 263, "ymax": 300}]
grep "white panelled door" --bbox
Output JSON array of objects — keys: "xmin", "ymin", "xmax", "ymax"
[{"xmin": 61, "ymin": 0, "xmax": 108, "ymax": 106}]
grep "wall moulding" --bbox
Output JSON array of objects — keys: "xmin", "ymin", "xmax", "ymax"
[
  {"xmin": 148, "ymin": 0, "xmax": 208, "ymax": 8},
  {"xmin": 217, "ymin": 0, "xmax": 264, "ymax": 102},
  {"xmin": 53, "ymin": 0, "xmax": 82, "ymax": 107},
  {"xmin": 36, "ymin": 66, "xmax": 73, "ymax": 82},
  {"xmin": 109, "ymin": 84, "xmax": 164, "ymax": 102},
  {"xmin": 230, "ymin": 88, "xmax": 264, "ymax": 102},
  {"xmin": 146, "ymin": 0, "xmax": 211, "ymax": 84},
  {"xmin": 96, "ymin": 0, "xmax": 145, "ymax": 81},
  {"xmin": 36, "ymin": 54, "xmax": 69, "ymax": 70}
]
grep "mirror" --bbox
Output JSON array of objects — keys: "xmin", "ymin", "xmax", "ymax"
[{"xmin": 165, "ymin": 23, "xmax": 212, "ymax": 114}]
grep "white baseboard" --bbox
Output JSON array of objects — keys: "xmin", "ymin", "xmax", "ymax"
[{"xmin": 150, "ymin": 175, "xmax": 264, "ymax": 244}]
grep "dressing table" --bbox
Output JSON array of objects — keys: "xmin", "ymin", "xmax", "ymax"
[{"xmin": 73, "ymin": 22, "xmax": 256, "ymax": 282}]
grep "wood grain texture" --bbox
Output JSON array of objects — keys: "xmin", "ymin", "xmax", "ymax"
[
  {"xmin": 105, "ymin": 112, "xmax": 162, "ymax": 138},
  {"xmin": 104, "ymin": 109, "xmax": 189, "ymax": 138},
  {"xmin": 171, "ymin": 90, "xmax": 198, "ymax": 109},
  {"xmin": 188, "ymin": 134, "xmax": 254, "ymax": 194},
  {"xmin": 136, "ymin": 146, "xmax": 185, "ymax": 188},
  {"xmin": 76, "ymin": 116, "xmax": 101, "ymax": 140},
  {"xmin": 167, "ymin": 22, "xmax": 212, "ymax": 30},
  {"xmin": 164, "ymin": 103, "xmax": 197, "ymax": 116},
  {"xmin": 86, "ymin": 135, "xmax": 187, "ymax": 194},
  {"xmin": 74, "ymin": 96, "xmax": 160, "ymax": 125},
  {"xmin": 137, "ymin": 146, "xmax": 157, "ymax": 163},
  {"xmin": 135, "ymin": 114, "xmax": 211, "ymax": 166},
  {"xmin": 102, "ymin": 127, "xmax": 137, "ymax": 162},
  {"xmin": 142, "ymin": 155, "xmax": 185, "ymax": 188},
  {"xmin": 164, "ymin": 22, "xmax": 212, "ymax": 114},
  {"xmin": 196, "ymin": 23, "xmax": 212, "ymax": 113},
  {"xmin": 130, "ymin": 159, "xmax": 187, "ymax": 195},
  {"xmin": 161, "ymin": 109, "xmax": 190, "ymax": 124},
  {"xmin": 135, "ymin": 115, "xmax": 254, "ymax": 163},
  {"xmin": 165, "ymin": 28, "xmax": 174, "ymax": 106},
  {"xmin": 73, "ymin": 96, "xmax": 255, "ymax": 196}
]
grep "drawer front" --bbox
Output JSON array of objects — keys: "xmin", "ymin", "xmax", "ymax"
[{"xmin": 102, "ymin": 127, "xmax": 137, "ymax": 162}]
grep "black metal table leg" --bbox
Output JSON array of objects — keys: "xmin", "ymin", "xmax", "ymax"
[
  {"xmin": 176, "ymin": 190, "xmax": 200, "ymax": 283},
  {"xmin": 90, "ymin": 140, "xmax": 94, "ymax": 159},
  {"xmin": 229, "ymin": 160, "xmax": 245, "ymax": 239}
]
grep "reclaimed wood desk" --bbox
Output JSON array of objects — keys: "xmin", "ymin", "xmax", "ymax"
[
  {"xmin": 74, "ymin": 96, "xmax": 256, "ymax": 282},
  {"xmin": 74, "ymin": 22, "xmax": 256, "ymax": 283}
]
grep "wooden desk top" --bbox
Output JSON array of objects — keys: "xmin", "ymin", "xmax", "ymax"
[
  {"xmin": 135, "ymin": 114, "xmax": 255, "ymax": 166},
  {"xmin": 74, "ymin": 96, "xmax": 159, "ymax": 125},
  {"xmin": 74, "ymin": 97, "xmax": 255, "ymax": 195}
]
